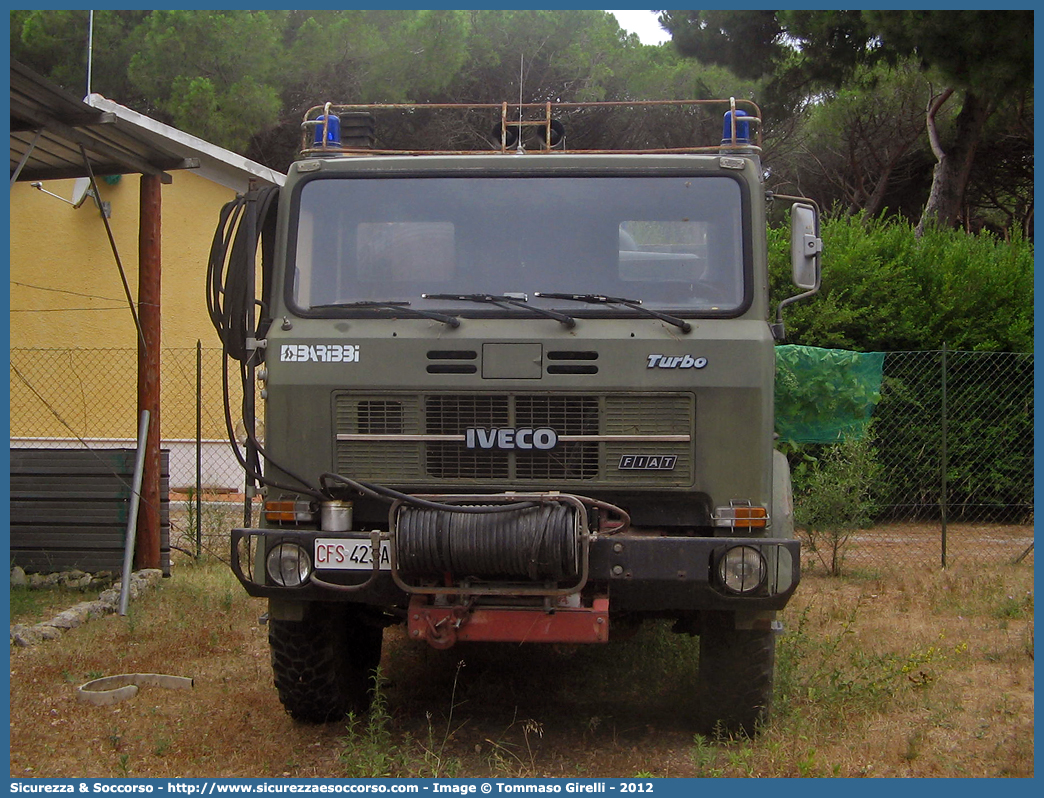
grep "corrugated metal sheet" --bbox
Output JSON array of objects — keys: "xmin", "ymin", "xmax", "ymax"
[
  {"xmin": 10, "ymin": 60, "xmax": 195, "ymax": 184},
  {"xmin": 10, "ymin": 448, "xmax": 170, "ymax": 575}
]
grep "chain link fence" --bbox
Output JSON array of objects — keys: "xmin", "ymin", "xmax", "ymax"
[
  {"xmin": 10, "ymin": 346, "xmax": 1034, "ymax": 569},
  {"xmin": 10, "ymin": 346, "xmax": 252, "ymax": 560},
  {"xmin": 852, "ymin": 349, "xmax": 1034, "ymax": 569},
  {"xmin": 11, "ymin": 346, "xmax": 247, "ymax": 491},
  {"xmin": 786, "ymin": 349, "xmax": 1034, "ymax": 572}
]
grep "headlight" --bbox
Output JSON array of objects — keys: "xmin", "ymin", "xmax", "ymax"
[
  {"xmin": 266, "ymin": 542, "xmax": 312, "ymax": 587},
  {"xmin": 717, "ymin": 545, "xmax": 767, "ymax": 595}
]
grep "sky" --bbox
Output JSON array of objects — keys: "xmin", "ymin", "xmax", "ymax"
[{"xmin": 606, "ymin": 9, "xmax": 670, "ymax": 45}]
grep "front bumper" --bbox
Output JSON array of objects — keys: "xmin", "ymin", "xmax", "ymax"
[{"xmin": 230, "ymin": 526, "xmax": 800, "ymax": 613}]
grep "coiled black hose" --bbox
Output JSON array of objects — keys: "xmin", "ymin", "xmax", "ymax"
[
  {"xmin": 206, "ymin": 188, "xmax": 324, "ymax": 500},
  {"xmin": 207, "ymin": 188, "xmax": 277, "ymax": 365},
  {"xmin": 396, "ymin": 502, "xmax": 578, "ymax": 581}
]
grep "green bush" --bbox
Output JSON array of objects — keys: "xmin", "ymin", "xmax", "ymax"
[
  {"xmin": 793, "ymin": 431, "xmax": 882, "ymax": 576},
  {"xmin": 768, "ymin": 214, "xmax": 1034, "ymax": 353},
  {"xmin": 771, "ymin": 216, "xmax": 1033, "ymax": 522}
]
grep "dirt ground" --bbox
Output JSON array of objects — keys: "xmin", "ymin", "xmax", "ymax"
[
  {"xmin": 841, "ymin": 521, "xmax": 1034, "ymax": 570},
  {"xmin": 8, "ymin": 523, "xmax": 1034, "ymax": 779}
]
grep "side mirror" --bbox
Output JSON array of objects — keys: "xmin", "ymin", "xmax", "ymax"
[
  {"xmin": 772, "ymin": 198, "xmax": 823, "ymax": 342},
  {"xmin": 790, "ymin": 203, "xmax": 821, "ymax": 290}
]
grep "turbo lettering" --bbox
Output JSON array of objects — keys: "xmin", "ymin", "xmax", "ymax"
[{"xmin": 646, "ymin": 354, "xmax": 707, "ymax": 369}]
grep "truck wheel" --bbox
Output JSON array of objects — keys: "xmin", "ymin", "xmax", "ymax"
[
  {"xmin": 694, "ymin": 612, "xmax": 775, "ymax": 736},
  {"xmin": 269, "ymin": 603, "xmax": 383, "ymax": 723}
]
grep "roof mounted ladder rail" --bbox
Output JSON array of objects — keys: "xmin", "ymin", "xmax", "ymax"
[{"xmin": 297, "ymin": 99, "xmax": 762, "ymax": 157}]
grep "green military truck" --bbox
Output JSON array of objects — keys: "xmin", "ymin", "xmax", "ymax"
[{"xmin": 209, "ymin": 99, "xmax": 821, "ymax": 735}]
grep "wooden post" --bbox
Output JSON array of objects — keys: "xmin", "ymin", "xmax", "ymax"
[{"xmin": 136, "ymin": 174, "xmax": 162, "ymax": 569}]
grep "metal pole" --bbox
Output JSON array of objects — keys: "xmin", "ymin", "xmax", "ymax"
[
  {"xmin": 10, "ymin": 130, "xmax": 43, "ymax": 187},
  {"xmin": 1013, "ymin": 542, "xmax": 1033, "ymax": 565},
  {"xmin": 940, "ymin": 344, "xmax": 948, "ymax": 568},
  {"xmin": 82, "ymin": 145, "xmax": 146, "ymax": 349},
  {"xmin": 86, "ymin": 10, "xmax": 94, "ymax": 97},
  {"xmin": 119, "ymin": 410, "xmax": 150, "ymax": 616},
  {"xmin": 196, "ymin": 340, "xmax": 203, "ymax": 558}
]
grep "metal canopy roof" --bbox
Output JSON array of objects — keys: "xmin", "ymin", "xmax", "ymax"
[{"xmin": 10, "ymin": 60, "xmax": 199, "ymax": 184}]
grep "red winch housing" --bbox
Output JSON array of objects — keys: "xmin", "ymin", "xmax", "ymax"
[{"xmin": 407, "ymin": 595, "xmax": 610, "ymax": 649}]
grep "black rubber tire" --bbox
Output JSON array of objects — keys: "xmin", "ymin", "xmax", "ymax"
[
  {"xmin": 694, "ymin": 612, "xmax": 776, "ymax": 737},
  {"xmin": 268, "ymin": 603, "xmax": 383, "ymax": 723}
]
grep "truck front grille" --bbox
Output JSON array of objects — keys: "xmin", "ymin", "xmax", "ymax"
[
  {"xmin": 357, "ymin": 400, "xmax": 404, "ymax": 434},
  {"xmin": 334, "ymin": 392, "xmax": 693, "ymax": 487},
  {"xmin": 425, "ymin": 395, "xmax": 600, "ymax": 480}
]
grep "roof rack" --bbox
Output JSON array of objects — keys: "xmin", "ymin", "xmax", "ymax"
[{"xmin": 299, "ymin": 98, "xmax": 761, "ymax": 158}]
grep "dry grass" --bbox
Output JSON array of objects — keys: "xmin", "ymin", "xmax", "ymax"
[
  {"xmin": 10, "ymin": 584, "xmax": 102, "ymax": 626},
  {"xmin": 9, "ymin": 529, "xmax": 1034, "ymax": 779}
]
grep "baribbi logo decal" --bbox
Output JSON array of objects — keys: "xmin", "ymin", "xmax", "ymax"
[{"xmin": 280, "ymin": 344, "xmax": 359, "ymax": 363}]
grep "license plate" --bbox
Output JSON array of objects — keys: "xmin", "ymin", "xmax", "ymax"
[{"xmin": 314, "ymin": 538, "xmax": 391, "ymax": 571}]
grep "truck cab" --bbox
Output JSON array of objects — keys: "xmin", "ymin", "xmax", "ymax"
[{"xmin": 212, "ymin": 99, "xmax": 820, "ymax": 735}]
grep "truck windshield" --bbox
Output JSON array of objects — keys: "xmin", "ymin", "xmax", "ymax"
[{"xmin": 290, "ymin": 175, "xmax": 747, "ymax": 316}]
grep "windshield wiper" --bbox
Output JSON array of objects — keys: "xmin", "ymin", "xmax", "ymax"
[
  {"xmin": 534, "ymin": 293, "xmax": 692, "ymax": 333},
  {"xmin": 422, "ymin": 293, "xmax": 576, "ymax": 329},
  {"xmin": 309, "ymin": 300, "xmax": 460, "ymax": 328}
]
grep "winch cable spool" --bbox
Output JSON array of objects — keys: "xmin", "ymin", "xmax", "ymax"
[
  {"xmin": 396, "ymin": 502, "xmax": 579, "ymax": 581},
  {"xmin": 208, "ymin": 187, "xmax": 324, "ymax": 500}
]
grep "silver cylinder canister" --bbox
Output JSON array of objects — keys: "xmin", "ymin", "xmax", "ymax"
[{"xmin": 320, "ymin": 500, "xmax": 353, "ymax": 532}]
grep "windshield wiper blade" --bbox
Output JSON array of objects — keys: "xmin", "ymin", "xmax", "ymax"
[
  {"xmin": 309, "ymin": 300, "xmax": 460, "ymax": 328},
  {"xmin": 534, "ymin": 293, "xmax": 691, "ymax": 333},
  {"xmin": 422, "ymin": 293, "xmax": 575, "ymax": 329}
]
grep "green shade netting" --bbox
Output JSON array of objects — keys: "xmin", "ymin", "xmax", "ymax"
[{"xmin": 775, "ymin": 345, "xmax": 885, "ymax": 443}]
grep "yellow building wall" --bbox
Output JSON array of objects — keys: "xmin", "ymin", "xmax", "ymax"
[
  {"xmin": 10, "ymin": 171, "xmax": 246, "ymax": 449},
  {"xmin": 11, "ymin": 170, "xmax": 232, "ymax": 349}
]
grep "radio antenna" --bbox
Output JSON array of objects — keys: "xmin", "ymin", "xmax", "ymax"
[
  {"xmin": 517, "ymin": 54, "xmax": 525, "ymax": 152},
  {"xmin": 86, "ymin": 9, "xmax": 94, "ymax": 97}
]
